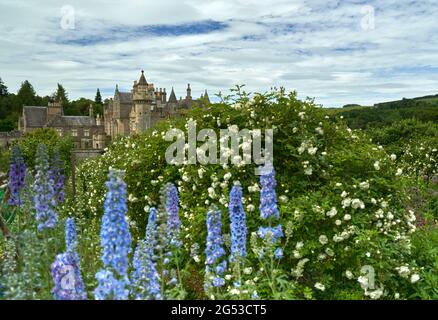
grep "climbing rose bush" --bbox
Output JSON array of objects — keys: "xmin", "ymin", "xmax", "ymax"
[{"xmin": 66, "ymin": 87, "xmax": 426, "ymax": 299}]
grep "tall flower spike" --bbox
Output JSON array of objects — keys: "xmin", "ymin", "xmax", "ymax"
[
  {"xmin": 51, "ymin": 151, "xmax": 65, "ymax": 204},
  {"xmin": 205, "ymin": 206, "xmax": 226, "ymax": 290},
  {"xmin": 132, "ymin": 207, "xmax": 161, "ymax": 300},
  {"xmin": 8, "ymin": 145, "xmax": 26, "ymax": 206},
  {"xmin": 33, "ymin": 144, "xmax": 57, "ymax": 231},
  {"xmin": 95, "ymin": 168, "xmax": 131, "ymax": 300},
  {"xmin": 165, "ymin": 183, "xmax": 181, "ymax": 247},
  {"xmin": 257, "ymin": 165, "xmax": 283, "ymax": 258},
  {"xmin": 65, "ymin": 217, "xmax": 77, "ymax": 251},
  {"xmin": 51, "ymin": 218, "xmax": 87, "ymax": 300},
  {"xmin": 259, "ymin": 166, "xmax": 279, "ymax": 220},
  {"xmin": 229, "ymin": 185, "xmax": 247, "ymax": 261}
]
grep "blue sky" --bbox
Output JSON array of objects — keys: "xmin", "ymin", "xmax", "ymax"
[{"xmin": 0, "ymin": 0, "xmax": 437, "ymax": 107}]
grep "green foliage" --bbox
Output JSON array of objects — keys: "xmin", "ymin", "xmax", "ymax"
[
  {"xmin": 95, "ymin": 88, "xmax": 102, "ymax": 105},
  {"xmin": 332, "ymin": 100, "xmax": 438, "ymax": 129},
  {"xmin": 409, "ymin": 225, "xmax": 438, "ymax": 299},
  {"xmin": 13, "ymin": 128, "xmax": 74, "ymax": 174},
  {"xmin": 0, "ymin": 149, "xmax": 10, "ymax": 172},
  {"xmin": 17, "ymin": 80, "xmax": 37, "ymax": 106},
  {"xmin": 0, "ymin": 77, "xmax": 8, "ymax": 97},
  {"xmin": 72, "ymin": 87, "xmax": 426, "ymax": 299},
  {"xmin": 1, "ymin": 86, "xmax": 437, "ymax": 300},
  {"xmin": 367, "ymin": 120, "xmax": 438, "ymax": 177},
  {"xmin": 53, "ymin": 83, "xmax": 69, "ymax": 106}
]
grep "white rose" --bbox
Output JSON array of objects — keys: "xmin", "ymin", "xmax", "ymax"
[{"xmin": 410, "ymin": 274, "xmax": 420, "ymax": 283}]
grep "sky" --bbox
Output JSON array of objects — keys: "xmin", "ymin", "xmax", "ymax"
[{"xmin": 0, "ymin": 0, "xmax": 437, "ymax": 107}]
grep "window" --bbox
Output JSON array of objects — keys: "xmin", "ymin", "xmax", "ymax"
[
  {"xmin": 71, "ymin": 129, "xmax": 78, "ymax": 137},
  {"xmin": 56, "ymin": 128, "xmax": 63, "ymax": 136},
  {"xmin": 84, "ymin": 129, "xmax": 90, "ymax": 137}
]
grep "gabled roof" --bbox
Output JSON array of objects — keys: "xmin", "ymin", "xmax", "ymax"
[
  {"xmin": 168, "ymin": 87, "xmax": 177, "ymax": 103},
  {"xmin": 23, "ymin": 106, "xmax": 47, "ymax": 127}
]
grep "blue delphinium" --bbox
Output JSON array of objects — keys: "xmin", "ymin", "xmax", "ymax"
[
  {"xmin": 33, "ymin": 144, "xmax": 57, "ymax": 231},
  {"xmin": 50, "ymin": 218, "xmax": 87, "ymax": 300},
  {"xmin": 229, "ymin": 185, "xmax": 247, "ymax": 261},
  {"xmin": 65, "ymin": 217, "xmax": 77, "ymax": 250},
  {"xmin": 165, "ymin": 183, "xmax": 181, "ymax": 247},
  {"xmin": 131, "ymin": 207, "xmax": 161, "ymax": 300},
  {"xmin": 257, "ymin": 225, "xmax": 284, "ymax": 243},
  {"xmin": 257, "ymin": 166, "xmax": 283, "ymax": 259},
  {"xmin": 259, "ymin": 166, "xmax": 279, "ymax": 220},
  {"xmin": 51, "ymin": 151, "xmax": 65, "ymax": 204},
  {"xmin": 95, "ymin": 168, "xmax": 131, "ymax": 300},
  {"xmin": 274, "ymin": 248, "xmax": 283, "ymax": 260},
  {"xmin": 8, "ymin": 145, "xmax": 26, "ymax": 206},
  {"xmin": 205, "ymin": 206, "xmax": 226, "ymax": 290}
]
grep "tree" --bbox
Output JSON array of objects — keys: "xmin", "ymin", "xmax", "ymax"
[
  {"xmin": 53, "ymin": 83, "xmax": 69, "ymax": 105},
  {"xmin": 95, "ymin": 88, "xmax": 102, "ymax": 105},
  {"xmin": 17, "ymin": 80, "xmax": 37, "ymax": 106},
  {"xmin": 0, "ymin": 77, "xmax": 8, "ymax": 97}
]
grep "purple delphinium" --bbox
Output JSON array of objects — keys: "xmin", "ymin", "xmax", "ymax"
[
  {"xmin": 51, "ymin": 151, "xmax": 65, "ymax": 204},
  {"xmin": 33, "ymin": 144, "xmax": 57, "ymax": 231},
  {"xmin": 131, "ymin": 207, "xmax": 161, "ymax": 300},
  {"xmin": 95, "ymin": 168, "xmax": 131, "ymax": 300},
  {"xmin": 50, "ymin": 218, "xmax": 87, "ymax": 300},
  {"xmin": 205, "ymin": 206, "xmax": 226, "ymax": 290},
  {"xmin": 229, "ymin": 185, "xmax": 247, "ymax": 261},
  {"xmin": 8, "ymin": 145, "xmax": 26, "ymax": 206},
  {"xmin": 165, "ymin": 183, "xmax": 181, "ymax": 248}
]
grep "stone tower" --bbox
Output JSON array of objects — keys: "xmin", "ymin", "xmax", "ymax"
[
  {"xmin": 130, "ymin": 70, "xmax": 154, "ymax": 133},
  {"xmin": 186, "ymin": 83, "xmax": 192, "ymax": 101},
  {"xmin": 47, "ymin": 100, "xmax": 63, "ymax": 121}
]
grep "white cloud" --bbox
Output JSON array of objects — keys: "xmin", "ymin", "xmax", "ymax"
[{"xmin": 0, "ymin": 0, "xmax": 437, "ymax": 107}]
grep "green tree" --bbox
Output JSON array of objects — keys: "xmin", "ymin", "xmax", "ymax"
[
  {"xmin": 53, "ymin": 83, "xmax": 69, "ymax": 106},
  {"xmin": 95, "ymin": 88, "xmax": 102, "ymax": 105},
  {"xmin": 0, "ymin": 77, "xmax": 8, "ymax": 97},
  {"xmin": 17, "ymin": 80, "xmax": 37, "ymax": 106}
]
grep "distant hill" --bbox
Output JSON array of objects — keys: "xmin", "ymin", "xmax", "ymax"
[
  {"xmin": 374, "ymin": 94, "xmax": 438, "ymax": 109},
  {"xmin": 327, "ymin": 93, "xmax": 438, "ymax": 129}
]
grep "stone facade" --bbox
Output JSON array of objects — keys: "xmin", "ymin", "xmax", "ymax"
[
  {"xmin": 15, "ymin": 70, "xmax": 209, "ymax": 151},
  {"xmin": 104, "ymin": 71, "xmax": 209, "ymax": 139},
  {"xmin": 18, "ymin": 101, "xmax": 107, "ymax": 150},
  {"xmin": 0, "ymin": 131, "xmax": 22, "ymax": 149}
]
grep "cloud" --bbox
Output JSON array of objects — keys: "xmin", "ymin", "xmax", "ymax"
[{"xmin": 0, "ymin": 0, "xmax": 437, "ymax": 107}]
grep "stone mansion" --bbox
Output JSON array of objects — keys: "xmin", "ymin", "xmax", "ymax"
[
  {"xmin": 17, "ymin": 71, "xmax": 210, "ymax": 150},
  {"xmin": 104, "ymin": 70, "xmax": 209, "ymax": 138}
]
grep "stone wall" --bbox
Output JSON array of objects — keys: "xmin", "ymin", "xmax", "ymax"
[
  {"xmin": 0, "ymin": 131, "xmax": 22, "ymax": 149},
  {"xmin": 72, "ymin": 149, "xmax": 104, "ymax": 161}
]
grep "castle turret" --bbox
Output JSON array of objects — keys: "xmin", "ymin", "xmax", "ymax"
[
  {"xmin": 186, "ymin": 83, "xmax": 192, "ymax": 100},
  {"xmin": 89, "ymin": 104, "xmax": 94, "ymax": 117},
  {"xmin": 130, "ymin": 70, "xmax": 154, "ymax": 133},
  {"xmin": 138, "ymin": 70, "xmax": 148, "ymax": 86},
  {"xmin": 204, "ymin": 89, "xmax": 210, "ymax": 103}
]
